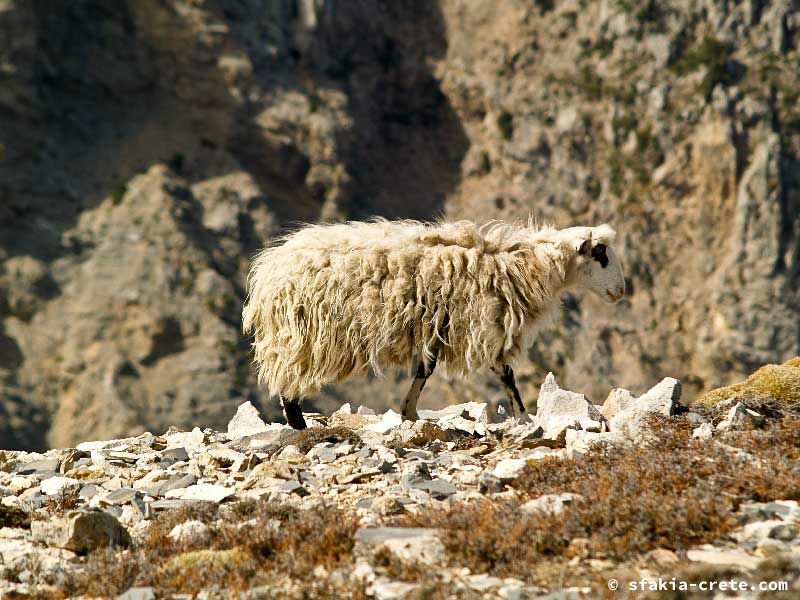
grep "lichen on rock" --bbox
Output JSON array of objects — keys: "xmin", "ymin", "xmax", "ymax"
[{"xmin": 696, "ymin": 357, "xmax": 800, "ymax": 406}]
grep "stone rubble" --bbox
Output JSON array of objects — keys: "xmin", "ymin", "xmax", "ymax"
[{"xmin": 0, "ymin": 373, "xmax": 797, "ymax": 598}]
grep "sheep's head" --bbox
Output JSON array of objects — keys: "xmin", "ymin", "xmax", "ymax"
[{"xmin": 564, "ymin": 225, "xmax": 625, "ymax": 303}]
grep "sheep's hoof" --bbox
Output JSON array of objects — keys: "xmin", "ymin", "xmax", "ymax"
[{"xmin": 402, "ymin": 411, "xmax": 420, "ymax": 422}]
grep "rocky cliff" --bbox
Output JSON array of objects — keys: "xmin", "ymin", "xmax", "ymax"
[{"xmin": 0, "ymin": 0, "xmax": 798, "ymax": 450}]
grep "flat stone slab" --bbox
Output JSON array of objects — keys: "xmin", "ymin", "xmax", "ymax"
[
  {"xmin": 356, "ymin": 527, "xmax": 445, "ymax": 564},
  {"xmin": 116, "ymin": 587, "xmax": 156, "ymax": 600},
  {"xmin": 17, "ymin": 459, "xmax": 59, "ymax": 475},
  {"xmin": 102, "ymin": 488, "xmax": 139, "ymax": 505},
  {"xmin": 164, "ymin": 483, "xmax": 235, "ymax": 503},
  {"xmin": 686, "ymin": 547, "xmax": 761, "ymax": 570}
]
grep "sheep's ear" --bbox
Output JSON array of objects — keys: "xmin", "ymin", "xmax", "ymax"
[{"xmin": 577, "ymin": 238, "xmax": 592, "ymax": 255}]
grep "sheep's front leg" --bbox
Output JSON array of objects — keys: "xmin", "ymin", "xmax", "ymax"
[
  {"xmin": 492, "ymin": 364, "xmax": 526, "ymax": 419},
  {"xmin": 401, "ymin": 351, "xmax": 439, "ymax": 421},
  {"xmin": 281, "ymin": 396, "xmax": 307, "ymax": 429}
]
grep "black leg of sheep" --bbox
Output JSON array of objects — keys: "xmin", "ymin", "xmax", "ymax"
[
  {"xmin": 401, "ymin": 350, "xmax": 439, "ymax": 421},
  {"xmin": 492, "ymin": 364, "xmax": 526, "ymax": 418},
  {"xmin": 281, "ymin": 396, "xmax": 307, "ymax": 429}
]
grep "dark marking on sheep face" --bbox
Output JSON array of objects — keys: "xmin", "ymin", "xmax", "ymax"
[{"xmin": 591, "ymin": 243, "xmax": 609, "ymax": 268}]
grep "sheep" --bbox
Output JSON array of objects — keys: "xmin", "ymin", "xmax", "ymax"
[{"xmin": 243, "ymin": 219, "xmax": 625, "ymax": 429}]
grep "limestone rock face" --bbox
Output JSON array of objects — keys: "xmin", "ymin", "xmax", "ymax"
[{"xmin": 0, "ymin": 0, "xmax": 798, "ymax": 448}]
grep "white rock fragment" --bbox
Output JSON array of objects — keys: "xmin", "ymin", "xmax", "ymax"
[
  {"xmin": 716, "ymin": 402, "xmax": 765, "ymax": 431},
  {"xmin": 116, "ymin": 588, "xmax": 156, "ymax": 600},
  {"xmin": 277, "ymin": 445, "xmax": 303, "ymax": 459},
  {"xmin": 739, "ymin": 520, "xmax": 787, "ymax": 542},
  {"xmin": 76, "ymin": 438, "xmax": 128, "ymax": 452},
  {"xmin": 535, "ymin": 373, "xmax": 605, "ymax": 438},
  {"xmin": 333, "ymin": 403, "xmax": 352, "ymax": 416},
  {"xmin": 464, "ymin": 573, "xmax": 505, "ymax": 591},
  {"xmin": 40, "ymin": 476, "xmax": 81, "ymax": 496},
  {"xmin": 168, "ymin": 520, "xmax": 212, "ymax": 545},
  {"xmin": 227, "ymin": 401, "xmax": 269, "ymax": 438},
  {"xmin": 686, "ymin": 546, "xmax": 761, "ymax": 570},
  {"xmin": 369, "ymin": 581, "xmax": 419, "ymax": 600},
  {"xmin": 164, "ymin": 427, "xmax": 207, "ymax": 450},
  {"xmin": 355, "ymin": 527, "xmax": 445, "ymax": 565},
  {"xmin": 600, "ymin": 388, "xmax": 636, "ymax": 420},
  {"xmin": 521, "ymin": 493, "xmax": 583, "ymax": 516},
  {"xmin": 607, "ymin": 377, "xmax": 682, "ymax": 436},
  {"xmin": 165, "ymin": 483, "xmax": 235, "ymax": 503},
  {"xmin": 436, "ymin": 413, "xmax": 485, "ymax": 436},
  {"xmin": 692, "ymin": 422, "xmax": 714, "ymax": 440},
  {"xmin": 491, "ymin": 458, "xmax": 527, "ymax": 481},
  {"xmin": 351, "ymin": 560, "xmax": 377, "ymax": 583},
  {"xmin": 564, "ymin": 429, "xmax": 622, "ymax": 456},
  {"xmin": 362, "ymin": 410, "xmax": 403, "ymax": 434},
  {"xmin": 418, "ymin": 401, "xmax": 488, "ymax": 425}
]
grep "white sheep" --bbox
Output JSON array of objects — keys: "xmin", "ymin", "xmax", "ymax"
[{"xmin": 243, "ymin": 219, "xmax": 625, "ymax": 429}]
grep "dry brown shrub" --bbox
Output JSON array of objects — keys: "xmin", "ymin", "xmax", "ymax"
[
  {"xmin": 44, "ymin": 486, "xmax": 80, "ymax": 516},
  {"xmin": 398, "ymin": 416, "xmax": 800, "ymax": 581}
]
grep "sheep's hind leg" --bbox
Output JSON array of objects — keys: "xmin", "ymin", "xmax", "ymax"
[
  {"xmin": 281, "ymin": 396, "xmax": 307, "ymax": 430},
  {"xmin": 401, "ymin": 351, "xmax": 439, "ymax": 421},
  {"xmin": 492, "ymin": 364, "xmax": 526, "ymax": 419}
]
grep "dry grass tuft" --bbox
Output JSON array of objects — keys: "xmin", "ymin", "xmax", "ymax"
[
  {"xmin": 288, "ymin": 426, "xmax": 361, "ymax": 453},
  {"xmin": 44, "ymin": 486, "xmax": 81, "ymax": 516}
]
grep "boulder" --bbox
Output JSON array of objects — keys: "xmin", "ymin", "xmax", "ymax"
[{"xmin": 31, "ymin": 509, "xmax": 130, "ymax": 554}]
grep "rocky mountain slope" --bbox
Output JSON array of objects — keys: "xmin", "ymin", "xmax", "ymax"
[{"xmin": 0, "ymin": 0, "xmax": 798, "ymax": 449}]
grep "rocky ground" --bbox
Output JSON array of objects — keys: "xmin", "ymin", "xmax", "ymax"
[
  {"xmin": 1, "ymin": 371, "xmax": 798, "ymax": 599},
  {"xmin": 1, "ymin": 0, "xmax": 799, "ymax": 450}
]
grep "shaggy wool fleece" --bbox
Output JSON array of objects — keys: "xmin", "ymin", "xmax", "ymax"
[{"xmin": 243, "ymin": 219, "xmax": 615, "ymax": 399}]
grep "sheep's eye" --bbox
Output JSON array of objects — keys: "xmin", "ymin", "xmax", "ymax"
[{"xmin": 591, "ymin": 243, "xmax": 609, "ymax": 268}]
